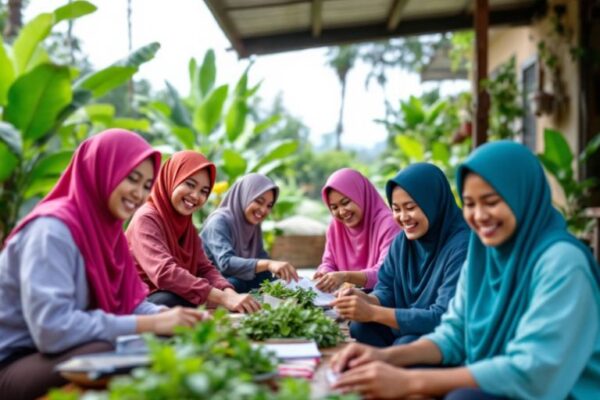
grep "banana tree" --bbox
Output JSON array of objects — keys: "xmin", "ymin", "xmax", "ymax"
[
  {"xmin": 0, "ymin": 1, "xmax": 160, "ymax": 240},
  {"xmin": 141, "ymin": 50, "xmax": 298, "ymax": 187},
  {"xmin": 538, "ymin": 128, "xmax": 600, "ymax": 236}
]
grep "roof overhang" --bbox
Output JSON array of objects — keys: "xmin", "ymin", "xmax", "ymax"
[{"xmin": 204, "ymin": 0, "xmax": 547, "ymax": 58}]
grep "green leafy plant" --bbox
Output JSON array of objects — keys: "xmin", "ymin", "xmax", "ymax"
[
  {"xmin": 0, "ymin": 1, "xmax": 159, "ymax": 241},
  {"xmin": 171, "ymin": 308, "xmax": 276, "ymax": 376},
  {"xmin": 241, "ymin": 301, "xmax": 344, "ymax": 348},
  {"xmin": 538, "ymin": 128, "xmax": 600, "ymax": 236},
  {"xmin": 141, "ymin": 50, "xmax": 298, "ymax": 186},
  {"xmin": 258, "ymin": 280, "xmax": 317, "ymax": 309},
  {"xmin": 483, "ymin": 56, "xmax": 524, "ymax": 140}
]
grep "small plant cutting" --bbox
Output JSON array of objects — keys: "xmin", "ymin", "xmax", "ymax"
[
  {"xmin": 258, "ymin": 280, "xmax": 317, "ymax": 309},
  {"xmin": 240, "ymin": 301, "xmax": 344, "ymax": 348}
]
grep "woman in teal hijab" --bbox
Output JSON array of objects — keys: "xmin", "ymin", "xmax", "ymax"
[
  {"xmin": 329, "ymin": 141, "xmax": 600, "ymax": 400},
  {"xmin": 333, "ymin": 163, "xmax": 469, "ymax": 347}
]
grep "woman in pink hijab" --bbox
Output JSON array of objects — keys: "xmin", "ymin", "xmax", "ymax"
[
  {"xmin": 0, "ymin": 129, "xmax": 205, "ymax": 399},
  {"xmin": 315, "ymin": 168, "xmax": 401, "ymax": 292}
]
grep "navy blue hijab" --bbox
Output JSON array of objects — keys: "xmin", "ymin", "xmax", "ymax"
[{"xmin": 376, "ymin": 163, "xmax": 469, "ymax": 332}]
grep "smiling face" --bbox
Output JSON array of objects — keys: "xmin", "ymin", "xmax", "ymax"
[
  {"xmin": 390, "ymin": 186, "xmax": 429, "ymax": 240},
  {"xmin": 108, "ymin": 158, "xmax": 155, "ymax": 220},
  {"xmin": 244, "ymin": 189, "xmax": 275, "ymax": 225},
  {"xmin": 327, "ymin": 189, "xmax": 363, "ymax": 228},
  {"xmin": 170, "ymin": 168, "xmax": 211, "ymax": 216},
  {"xmin": 462, "ymin": 172, "xmax": 517, "ymax": 247}
]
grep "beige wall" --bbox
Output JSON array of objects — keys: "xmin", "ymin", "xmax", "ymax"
[
  {"xmin": 485, "ymin": 0, "xmax": 581, "ymax": 204},
  {"xmin": 487, "ymin": 0, "xmax": 581, "ymax": 156}
]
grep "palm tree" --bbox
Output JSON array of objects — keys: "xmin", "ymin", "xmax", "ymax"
[{"xmin": 325, "ymin": 45, "xmax": 359, "ymax": 150}]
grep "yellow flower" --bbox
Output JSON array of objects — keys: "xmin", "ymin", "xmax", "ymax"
[{"xmin": 212, "ymin": 181, "xmax": 229, "ymax": 195}]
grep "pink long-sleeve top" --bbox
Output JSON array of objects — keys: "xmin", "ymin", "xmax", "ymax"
[{"xmin": 127, "ymin": 210, "xmax": 233, "ymax": 305}]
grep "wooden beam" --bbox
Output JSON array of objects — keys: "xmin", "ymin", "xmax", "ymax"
[
  {"xmin": 226, "ymin": 0, "xmax": 308, "ymax": 12},
  {"xmin": 473, "ymin": 0, "xmax": 489, "ymax": 148},
  {"xmin": 203, "ymin": 0, "xmax": 247, "ymax": 57},
  {"xmin": 387, "ymin": 0, "xmax": 410, "ymax": 31},
  {"xmin": 238, "ymin": 2, "xmax": 546, "ymax": 57},
  {"xmin": 312, "ymin": 0, "xmax": 323, "ymax": 38}
]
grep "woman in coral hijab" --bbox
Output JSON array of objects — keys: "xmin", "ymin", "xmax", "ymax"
[
  {"xmin": 0, "ymin": 129, "xmax": 205, "ymax": 400},
  {"xmin": 315, "ymin": 168, "xmax": 401, "ymax": 293},
  {"xmin": 126, "ymin": 151, "xmax": 260, "ymax": 313},
  {"xmin": 331, "ymin": 142, "xmax": 600, "ymax": 400}
]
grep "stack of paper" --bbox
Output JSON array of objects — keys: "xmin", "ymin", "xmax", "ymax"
[{"xmin": 259, "ymin": 340, "xmax": 322, "ymax": 380}]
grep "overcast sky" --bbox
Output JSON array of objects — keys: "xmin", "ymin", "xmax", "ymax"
[{"xmin": 27, "ymin": 0, "xmax": 467, "ymax": 149}]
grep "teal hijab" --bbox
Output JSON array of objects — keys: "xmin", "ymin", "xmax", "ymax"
[
  {"xmin": 385, "ymin": 163, "xmax": 469, "ymax": 303},
  {"xmin": 457, "ymin": 141, "xmax": 600, "ymax": 362}
]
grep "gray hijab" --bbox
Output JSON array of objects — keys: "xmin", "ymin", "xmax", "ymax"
[{"xmin": 206, "ymin": 173, "xmax": 279, "ymax": 258}]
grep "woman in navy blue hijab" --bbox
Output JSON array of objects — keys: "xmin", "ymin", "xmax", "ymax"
[{"xmin": 333, "ymin": 163, "xmax": 470, "ymax": 346}]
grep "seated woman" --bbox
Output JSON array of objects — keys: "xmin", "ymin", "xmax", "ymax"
[
  {"xmin": 126, "ymin": 151, "xmax": 260, "ymax": 313},
  {"xmin": 201, "ymin": 173, "xmax": 298, "ymax": 293},
  {"xmin": 331, "ymin": 141, "xmax": 600, "ymax": 400},
  {"xmin": 0, "ymin": 129, "xmax": 205, "ymax": 400},
  {"xmin": 314, "ymin": 168, "xmax": 400, "ymax": 293},
  {"xmin": 333, "ymin": 163, "xmax": 469, "ymax": 347}
]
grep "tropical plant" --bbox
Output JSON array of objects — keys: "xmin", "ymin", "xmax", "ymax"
[
  {"xmin": 538, "ymin": 128, "xmax": 600, "ymax": 236},
  {"xmin": 141, "ymin": 50, "xmax": 298, "ymax": 187},
  {"xmin": 484, "ymin": 56, "xmax": 524, "ymax": 140},
  {"xmin": 0, "ymin": 1, "xmax": 160, "ymax": 241},
  {"xmin": 375, "ymin": 91, "xmax": 470, "ymax": 192}
]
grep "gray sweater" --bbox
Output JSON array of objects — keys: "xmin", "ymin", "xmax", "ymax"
[{"xmin": 0, "ymin": 217, "xmax": 159, "ymax": 363}]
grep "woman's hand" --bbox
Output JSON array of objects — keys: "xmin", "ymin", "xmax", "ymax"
[
  {"xmin": 224, "ymin": 291, "xmax": 261, "ymax": 313},
  {"xmin": 331, "ymin": 292, "xmax": 373, "ymax": 322},
  {"xmin": 330, "ymin": 342, "xmax": 388, "ymax": 373},
  {"xmin": 139, "ymin": 306, "xmax": 207, "ymax": 335},
  {"xmin": 333, "ymin": 361, "xmax": 412, "ymax": 399},
  {"xmin": 267, "ymin": 260, "xmax": 299, "ymax": 283},
  {"xmin": 313, "ymin": 270, "xmax": 325, "ymax": 280},
  {"xmin": 315, "ymin": 271, "xmax": 346, "ymax": 293}
]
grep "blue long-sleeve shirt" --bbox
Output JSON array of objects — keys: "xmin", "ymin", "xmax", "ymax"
[
  {"xmin": 425, "ymin": 242, "xmax": 600, "ymax": 399},
  {"xmin": 200, "ymin": 213, "xmax": 268, "ymax": 281},
  {"xmin": 0, "ymin": 217, "xmax": 160, "ymax": 363},
  {"xmin": 371, "ymin": 233, "xmax": 467, "ymax": 337}
]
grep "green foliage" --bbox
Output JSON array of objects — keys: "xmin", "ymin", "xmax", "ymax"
[
  {"xmin": 142, "ymin": 50, "xmax": 298, "ymax": 190},
  {"xmin": 241, "ymin": 301, "xmax": 344, "ymax": 347},
  {"xmin": 258, "ymin": 280, "xmax": 317, "ymax": 309},
  {"xmin": 0, "ymin": 2, "xmax": 158, "ymax": 241},
  {"xmin": 538, "ymin": 129, "xmax": 600, "ymax": 236},
  {"xmin": 483, "ymin": 56, "xmax": 524, "ymax": 140},
  {"xmin": 375, "ymin": 90, "xmax": 470, "ymax": 194}
]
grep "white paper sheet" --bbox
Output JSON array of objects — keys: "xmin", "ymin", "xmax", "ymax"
[{"xmin": 260, "ymin": 340, "xmax": 321, "ymax": 359}]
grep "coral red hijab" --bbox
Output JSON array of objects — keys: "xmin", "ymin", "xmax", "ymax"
[
  {"xmin": 5, "ymin": 129, "xmax": 161, "ymax": 314},
  {"xmin": 142, "ymin": 151, "xmax": 216, "ymax": 274}
]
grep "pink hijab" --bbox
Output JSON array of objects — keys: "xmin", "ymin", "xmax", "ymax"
[
  {"xmin": 5, "ymin": 129, "xmax": 161, "ymax": 315},
  {"xmin": 319, "ymin": 168, "xmax": 401, "ymax": 288}
]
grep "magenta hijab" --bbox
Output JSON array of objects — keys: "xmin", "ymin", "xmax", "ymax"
[
  {"xmin": 321, "ymin": 168, "xmax": 400, "ymax": 273},
  {"xmin": 5, "ymin": 129, "xmax": 161, "ymax": 315}
]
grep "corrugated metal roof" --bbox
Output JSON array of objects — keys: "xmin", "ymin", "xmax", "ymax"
[{"xmin": 204, "ymin": 0, "xmax": 546, "ymax": 57}]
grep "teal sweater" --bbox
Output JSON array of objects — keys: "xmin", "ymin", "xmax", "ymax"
[{"xmin": 426, "ymin": 242, "xmax": 600, "ymax": 399}]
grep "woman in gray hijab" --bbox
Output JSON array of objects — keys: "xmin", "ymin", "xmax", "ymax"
[{"xmin": 201, "ymin": 173, "xmax": 298, "ymax": 292}]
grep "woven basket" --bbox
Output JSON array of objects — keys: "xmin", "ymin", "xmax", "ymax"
[{"xmin": 271, "ymin": 235, "xmax": 325, "ymax": 268}]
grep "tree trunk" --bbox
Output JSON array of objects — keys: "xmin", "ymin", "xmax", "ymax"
[
  {"xmin": 336, "ymin": 78, "xmax": 347, "ymax": 151},
  {"xmin": 4, "ymin": 0, "xmax": 23, "ymax": 40}
]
